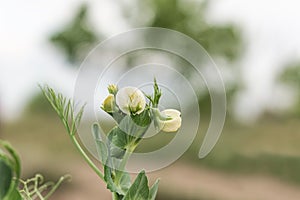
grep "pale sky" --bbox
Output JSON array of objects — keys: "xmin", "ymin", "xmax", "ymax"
[{"xmin": 1, "ymin": 0, "xmax": 300, "ymax": 121}]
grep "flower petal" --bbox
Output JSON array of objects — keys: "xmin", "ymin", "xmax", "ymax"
[{"xmin": 116, "ymin": 87, "xmax": 146, "ymax": 115}]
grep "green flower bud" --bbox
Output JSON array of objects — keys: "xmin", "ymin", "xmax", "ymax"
[
  {"xmin": 102, "ymin": 94, "xmax": 115, "ymax": 113},
  {"xmin": 108, "ymin": 84, "xmax": 118, "ymax": 95}
]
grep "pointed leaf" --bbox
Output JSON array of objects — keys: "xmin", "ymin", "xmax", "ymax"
[
  {"xmin": 123, "ymin": 170, "xmax": 149, "ymax": 200},
  {"xmin": 148, "ymin": 179, "xmax": 160, "ymax": 200}
]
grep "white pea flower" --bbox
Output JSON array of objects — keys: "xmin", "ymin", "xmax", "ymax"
[
  {"xmin": 160, "ymin": 109, "xmax": 182, "ymax": 132},
  {"xmin": 116, "ymin": 87, "xmax": 146, "ymax": 115}
]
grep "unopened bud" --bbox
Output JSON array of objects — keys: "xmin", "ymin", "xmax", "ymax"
[
  {"xmin": 102, "ymin": 94, "xmax": 115, "ymax": 113},
  {"xmin": 108, "ymin": 84, "xmax": 118, "ymax": 95}
]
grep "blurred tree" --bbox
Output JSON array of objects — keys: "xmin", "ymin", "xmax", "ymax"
[
  {"xmin": 122, "ymin": 0, "xmax": 243, "ymax": 114},
  {"xmin": 50, "ymin": 4, "xmax": 98, "ymax": 64},
  {"xmin": 123, "ymin": 0, "xmax": 242, "ymax": 61},
  {"xmin": 278, "ymin": 62, "xmax": 300, "ymax": 116}
]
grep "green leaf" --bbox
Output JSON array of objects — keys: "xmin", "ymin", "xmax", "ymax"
[
  {"xmin": 131, "ymin": 111, "xmax": 152, "ymax": 128},
  {"xmin": 118, "ymin": 171, "xmax": 131, "ymax": 193},
  {"xmin": 92, "ymin": 124, "xmax": 108, "ymax": 164},
  {"xmin": 104, "ymin": 165, "xmax": 125, "ymax": 195},
  {"xmin": 108, "ymin": 127, "xmax": 132, "ymax": 149},
  {"xmin": 95, "ymin": 140, "xmax": 108, "ymax": 165},
  {"xmin": 119, "ymin": 115, "xmax": 149, "ymax": 139},
  {"xmin": 123, "ymin": 170, "xmax": 149, "ymax": 200},
  {"xmin": 1, "ymin": 142, "xmax": 21, "ymax": 180},
  {"xmin": 0, "ymin": 141, "xmax": 21, "ymax": 180},
  {"xmin": 148, "ymin": 179, "xmax": 160, "ymax": 200},
  {"xmin": 107, "ymin": 127, "xmax": 134, "ymax": 159},
  {"xmin": 3, "ymin": 183, "xmax": 22, "ymax": 200},
  {"xmin": 0, "ymin": 159, "xmax": 13, "ymax": 199}
]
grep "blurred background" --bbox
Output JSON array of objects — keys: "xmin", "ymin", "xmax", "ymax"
[{"xmin": 1, "ymin": 0, "xmax": 300, "ymax": 199}]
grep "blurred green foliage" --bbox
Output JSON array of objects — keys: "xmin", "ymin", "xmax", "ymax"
[
  {"xmin": 280, "ymin": 62, "xmax": 300, "ymax": 86},
  {"xmin": 25, "ymin": 92, "xmax": 55, "ymax": 116},
  {"xmin": 50, "ymin": 4, "xmax": 98, "ymax": 64},
  {"xmin": 123, "ymin": 0, "xmax": 243, "ymax": 114},
  {"xmin": 123, "ymin": 0, "xmax": 242, "ymax": 61},
  {"xmin": 279, "ymin": 62, "xmax": 300, "ymax": 116},
  {"xmin": 200, "ymin": 153, "xmax": 300, "ymax": 185},
  {"xmin": 46, "ymin": 0, "xmax": 243, "ymax": 115}
]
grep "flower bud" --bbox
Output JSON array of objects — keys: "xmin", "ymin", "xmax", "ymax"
[
  {"xmin": 102, "ymin": 94, "xmax": 115, "ymax": 113},
  {"xmin": 116, "ymin": 87, "xmax": 146, "ymax": 115},
  {"xmin": 108, "ymin": 84, "xmax": 118, "ymax": 95},
  {"xmin": 160, "ymin": 109, "xmax": 182, "ymax": 132}
]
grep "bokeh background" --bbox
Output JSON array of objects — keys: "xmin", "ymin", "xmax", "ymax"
[{"xmin": 1, "ymin": 0, "xmax": 300, "ymax": 199}]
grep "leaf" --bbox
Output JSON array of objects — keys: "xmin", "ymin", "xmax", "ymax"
[
  {"xmin": 2, "ymin": 142, "xmax": 21, "ymax": 180},
  {"xmin": 118, "ymin": 171, "xmax": 131, "ymax": 193},
  {"xmin": 104, "ymin": 165, "xmax": 125, "ymax": 195},
  {"xmin": 110, "ymin": 145, "xmax": 125, "ymax": 159},
  {"xmin": 148, "ymin": 179, "xmax": 160, "ymax": 200},
  {"xmin": 108, "ymin": 127, "xmax": 131, "ymax": 149},
  {"xmin": 131, "ymin": 110, "xmax": 151, "ymax": 128},
  {"xmin": 92, "ymin": 123, "xmax": 102, "ymax": 140},
  {"xmin": 119, "ymin": 115, "xmax": 149, "ymax": 139},
  {"xmin": 95, "ymin": 140, "xmax": 108, "ymax": 165},
  {"xmin": 92, "ymin": 124, "xmax": 108, "ymax": 164},
  {"xmin": 0, "ymin": 159, "xmax": 13, "ymax": 199},
  {"xmin": 3, "ymin": 183, "xmax": 22, "ymax": 200},
  {"xmin": 0, "ymin": 141, "xmax": 22, "ymax": 200},
  {"xmin": 123, "ymin": 171, "xmax": 149, "ymax": 200}
]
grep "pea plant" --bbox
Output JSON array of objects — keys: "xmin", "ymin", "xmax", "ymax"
[{"xmin": 39, "ymin": 79, "xmax": 182, "ymax": 200}]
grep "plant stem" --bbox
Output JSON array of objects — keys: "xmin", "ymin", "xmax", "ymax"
[
  {"xmin": 70, "ymin": 135, "xmax": 105, "ymax": 181},
  {"xmin": 112, "ymin": 192, "xmax": 119, "ymax": 200},
  {"xmin": 114, "ymin": 146, "xmax": 135, "ymax": 186},
  {"xmin": 119, "ymin": 149, "xmax": 132, "ymax": 172}
]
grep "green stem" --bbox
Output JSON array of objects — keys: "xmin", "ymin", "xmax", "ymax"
[
  {"xmin": 112, "ymin": 192, "xmax": 119, "ymax": 200},
  {"xmin": 114, "ymin": 146, "xmax": 134, "ymax": 185},
  {"xmin": 119, "ymin": 149, "xmax": 132, "ymax": 172},
  {"xmin": 70, "ymin": 135, "xmax": 105, "ymax": 181}
]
